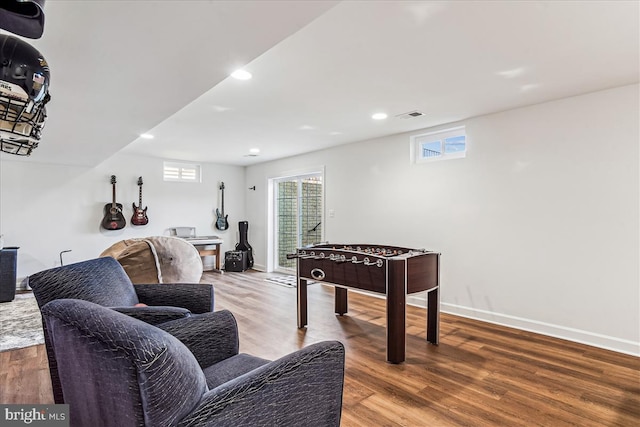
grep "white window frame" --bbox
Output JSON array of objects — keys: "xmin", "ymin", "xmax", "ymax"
[
  {"xmin": 163, "ymin": 161, "xmax": 201, "ymax": 182},
  {"xmin": 411, "ymin": 126, "xmax": 467, "ymax": 163}
]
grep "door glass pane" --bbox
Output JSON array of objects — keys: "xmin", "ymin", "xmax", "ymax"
[
  {"xmin": 275, "ymin": 174, "xmax": 323, "ymax": 271},
  {"xmin": 278, "ymin": 180, "xmax": 298, "ymax": 269},
  {"xmin": 301, "ymin": 176, "xmax": 322, "ymax": 247}
]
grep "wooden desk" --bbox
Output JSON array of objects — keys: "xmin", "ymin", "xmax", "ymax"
[{"xmin": 183, "ymin": 236, "xmax": 223, "ymax": 271}]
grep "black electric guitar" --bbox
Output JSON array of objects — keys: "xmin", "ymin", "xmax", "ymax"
[
  {"xmin": 101, "ymin": 175, "xmax": 126, "ymax": 230},
  {"xmin": 215, "ymin": 182, "xmax": 229, "ymax": 230},
  {"xmin": 131, "ymin": 176, "xmax": 149, "ymax": 226}
]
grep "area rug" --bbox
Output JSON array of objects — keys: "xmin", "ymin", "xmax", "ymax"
[
  {"xmin": 264, "ymin": 275, "xmax": 315, "ymax": 288},
  {"xmin": 0, "ymin": 293, "xmax": 44, "ymax": 352}
]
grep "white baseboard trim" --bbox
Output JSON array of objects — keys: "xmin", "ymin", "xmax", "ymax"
[
  {"xmin": 407, "ymin": 296, "xmax": 639, "ymax": 357},
  {"xmin": 407, "ymin": 295, "xmax": 428, "ymax": 308},
  {"xmin": 16, "ymin": 277, "xmax": 30, "ymax": 291},
  {"xmin": 251, "ymin": 264, "xmax": 266, "ymax": 272}
]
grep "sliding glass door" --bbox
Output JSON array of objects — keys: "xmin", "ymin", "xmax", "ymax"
[{"xmin": 273, "ymin": 173, "xmax": 323, "ymax": 272}]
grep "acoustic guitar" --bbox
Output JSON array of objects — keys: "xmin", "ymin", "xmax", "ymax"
[
  {"xmin": 101, "ymin": 175, "xmax": 126, "ymax": 230},
  {"xmin": 131, "ymin": 176, "xmax": 149, "ymax": 226},
  {"xmin": 215, "ymin": 182, "xmax": 229, "ymax": 230}
]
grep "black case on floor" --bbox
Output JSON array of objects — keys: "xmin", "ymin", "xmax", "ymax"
[
  {"xmin": 0, "ymin": 247, "xmax": 19, "ymax": 303},
  {"xmin": 224, "ymin": 250, "xmax": 248, "ymax": 272}
]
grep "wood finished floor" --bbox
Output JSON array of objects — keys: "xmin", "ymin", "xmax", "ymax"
[{"xmin": 1, "ymin": 270, "xmax": 638, "ymax": 426}]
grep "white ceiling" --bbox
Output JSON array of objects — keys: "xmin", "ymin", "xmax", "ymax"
[{"xmin": 2, "ymin": 0, "xmax": 639, "ymax": 167}]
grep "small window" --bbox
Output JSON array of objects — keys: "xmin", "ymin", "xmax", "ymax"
[
  {"xmin": 412, "ymin": 126, "xmax": 466, "ymax": 163},
  {"xmin": 163, "ymin": 161, "xmax": 201, "ymax": 182}
]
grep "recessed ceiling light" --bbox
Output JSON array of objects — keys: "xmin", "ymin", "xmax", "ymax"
[
  {"xmin": 231, "ymin": 69, "xmax": 252, "ymax": 80},
  {"xmin": 249, "ymin": 148, "xmax": 260, "ymax": 154},
  {"xmin": 520, "ymin": 83, "xmax": 541, "ymax": 92},
  {"xmin": 140, "ymin": 133, "xmax": 154, "ymax": 139},
  {"xmin": 372, "ymin": 113, "xmax": 388, "ymax": 120},
  {"xmin": 211, "ymin": 105, "xmax": 232, "ymax": 112},
  {"xmin": 497, "ymin": 67, "xmax": 525, "ymax": 79},
  {"xmin": 298, "ymin": 125, "xmax": 316, "ymax": 130},
  {"xmin": 329, "ymin": 131, "xmax": 343, "ymax": 136}
]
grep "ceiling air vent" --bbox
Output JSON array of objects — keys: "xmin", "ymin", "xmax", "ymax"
[{"xmin": 395, "ymin": 110, "xmax": 425, "ymax": 119}]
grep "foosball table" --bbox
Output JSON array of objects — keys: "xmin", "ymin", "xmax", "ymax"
[{"xmin": 288, "ymin": 243, "xmax": 440, "ymax": 363}]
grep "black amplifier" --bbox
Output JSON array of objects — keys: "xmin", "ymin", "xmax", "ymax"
[{"xmin": 225, "ymin": 250, "xmax": 248, "ymax": 272}]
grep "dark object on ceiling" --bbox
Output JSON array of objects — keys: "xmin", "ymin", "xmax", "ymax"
[
  {"xmin": 0, "ymin": 0, "xmax": 45, "ymax": 39},
  {"xmin": 0, "ymin": 34, "xmax": 51, "ymax": 156}
]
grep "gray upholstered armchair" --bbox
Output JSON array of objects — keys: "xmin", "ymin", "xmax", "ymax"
[
  {"xmin": 41, "ymin": 299, "xmax": 345, "ymax": 427},
  {"xmin": 28, "ymin": 256, "xmax": 214, "ymax": 404}
]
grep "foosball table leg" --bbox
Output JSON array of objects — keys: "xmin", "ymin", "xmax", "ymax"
[
  {"xmin": 335, "ymin": 287, "xmax": 348, "ymax": 315},
  {"xmin": 297, "ymin": 277, "xmax": 308, "ymax": 328},
  {"xmin": 427, "ymin": 287, "xmax": 439, "ymax": 345},
  {"xmin": 387, "ymin": 260, "xmax": 406, "ymax": 364}
]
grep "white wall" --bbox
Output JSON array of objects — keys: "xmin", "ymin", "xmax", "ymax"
[
  {"xmin": 1, "ymin": 85, "xmax": 636, "ymax": 355},
  {"xmin": 0, "ymin": 152, "xmax": 245, "ymax": 283},
  {"xmin": 245, "ymin": 84, "xmax": 640, "ymax": 355}
]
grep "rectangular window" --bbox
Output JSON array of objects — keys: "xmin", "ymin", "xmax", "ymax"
[
  {"xmin": 412, "ymin": 126, "xmax": 466, "ymax": 163},
  {"xmin": 163, "ymin": 161, "xmax": 201, "ymax": 182}
]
